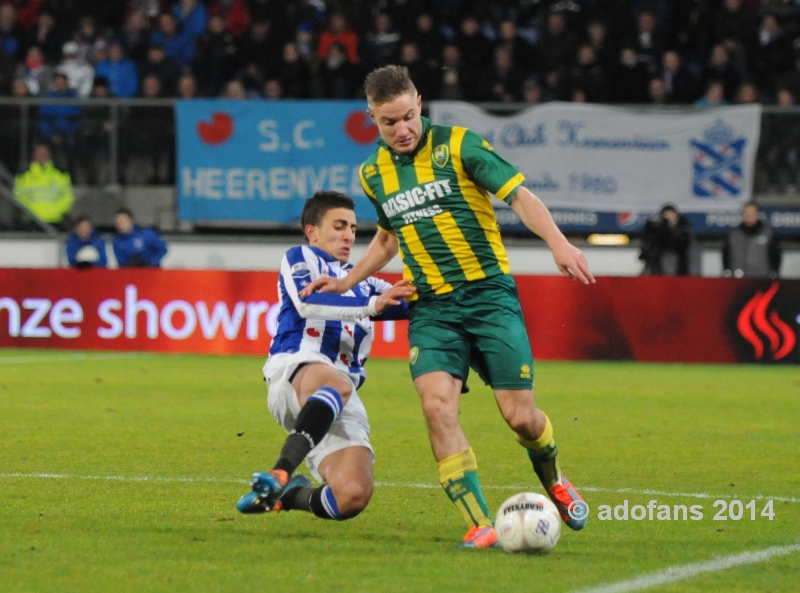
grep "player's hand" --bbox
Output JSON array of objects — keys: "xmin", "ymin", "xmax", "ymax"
[
  {"xmin": 551, "ymin": 240, "xmax": 595, "ymax": 285},
  {"xmin": 374, "ymin": 279, "xmax": 416, "ymax": 313},
  {"xmin": 299, "ymin": 276, "xmax": 346, "ymax": 297}
]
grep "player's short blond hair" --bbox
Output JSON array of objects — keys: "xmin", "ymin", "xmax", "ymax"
[{"xmin": 364, "ymin": 65, "xmax": 418, "ymax": 108}]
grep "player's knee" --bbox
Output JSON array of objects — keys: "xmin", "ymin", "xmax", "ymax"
[
  {"xmin": 328, "ymin": 375, "xmax": 354, "ymax": 404},
  {"xmin": 419, "ymin": 392, "xmax": 458, "ymax": 424},
  {"xmin": 506, "ymin": 408, "xmax": 538, "ymax": 438},
  {"xmin": 332, "ymin": 480, "xmax": 372, "ymax": 518}
]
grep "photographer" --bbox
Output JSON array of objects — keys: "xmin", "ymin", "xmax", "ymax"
[
  {"xmin": 112, "ymin": 208, "xmax": 167, "ymax": 267},
  {"xmin": 639, "ymin": 204, "xmax": 694, "ymax": 276},
  {"xmin": 66, "ymin": 216, "xmax": 107, "ymax": 268}
]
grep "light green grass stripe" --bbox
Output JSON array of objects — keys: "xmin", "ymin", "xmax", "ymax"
[
  {"xmin": 2, "ymin": 473, "xmax": 797, "ymax": 503},
  {"xmin": 571, "ymin": 543, "xmax": 800, "ymax": 593}
]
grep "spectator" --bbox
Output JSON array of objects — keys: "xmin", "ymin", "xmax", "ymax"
[
  {"xmin": 613, "ymin": 47, "xmax": 650, "ymax": 103},
  {"xmin": 569, "ymin": 45, "xmax": 609, "ymax": 103},
  {"xmin": 750, "ymin": 13, "xmax": 791, "ymax": 100},
  {"xmin": 778, "ymin": 53, "xmax": 800, "ymax": 101},
  {"xmin": 586, "ymin": 20, "xmax": 616, "ymax": 75},
  {"xmin": 94, "ymin": 39, "xmax": 138, "ymax": 98},
  {"xmin": 237, "ymin": 62, "xmax": 263, "ymax": 97},
  {"xmin": 150, "ymin": 12, "xmax": 194, "ymax": 66},
  {"xmin": 221, "ymin": 78, "xmax": 245, "ymax": 99},
  {"xmin": 436, "ymin": 43, "xmax": 466, "ymax": 100},
  {"xmin": 489, "ymin": 45, "xmax": 525, "ymax": 102},
  {"xmin": 77, "ymin": 77, "xmax": 112, "ymax": 185},
  {"xmin": 0, "ymin": 39, "xmax": 14, "ymax": 94},
  {"xmin": 409, "ymin": 12, "xmax": 445, "ymax": 70},
  {"xmin": 66, "ymin": 216, "xmax": 108, "ymax": 268},
  {"xmin": 16, "ymin": 45, "xmax": 53, "ymax": 95},
  {"xmin": 277, "ymin": 41, "xmax": 309, "ymax": 98},
  {"xmin": 120, "ymin": 9, "xmax": 151, "ymax": 64},
  {"xmin": 702, "ymin": 44, "xmax": 742, "ymax": 104},
  {"xmin": 25, "ymin": 9, "xmax": 65, "ymax": 64},
  {"xmin": 648, "ymin": 77, "xmax": 668, "ymax": 104},
  {"xmin": 38, "ymin": 72, "xmax": 80, "ymax": 171},
  {"xmin": 139, "ymin": 42, "xmax": 181, "ymax": 96},
  {"xmin": 172, "ymin": 0, "xmax": 206, "ymax": 40},
  {"xmin": 13, "ymin": 143, "xmax": 74, "ymax": 229},
  {"xmin": 0, "ymin": 77, "xmax": 28, "ymax": 174},
  {"xmin": 57, "ymin": 40, "xmax": 94, "ymax": 98},
  {"xmin": 263, "ymin": 78, "xmax": 282, "ymax": 99},
  {"xmin": 15, "ymin": 0, "xmax": 41, "ymax": 30},
  {"xmin": 399, "ymin": 41, "xmax": 434, "ymax": 99},
  {"xmin": 238, "ymin": 18, "xmax": 283, "ymax": 79},
  {"xmin": 177, "ymin": 72, "xmax": 199, "ymax": 98},
  {"xmin": 628, "ymin": 10, "xmax": 666, "ymax": 75},
  {"xmin": 735, "ymin": 82, "xmax": 760, "ymax": 104},
  {"xmin": 318, "ymin": 12, "xmax": 359, "ymax": 64},
  {"xmin": 714, "ymin": 0, "xmax": 755, "ymax": 49},
  {"xmin": 761, "ymin": 88, "xmax": 800, "ymax": 195},
  {"xmin": 723, "ymin": 202, "xmax": 781, "ymax": 278},
  {"xmin": 314, "ymin": 41, "xmax": 359, "ymax": 98},
  {"xmin": 0, "ymin": 3, "xmax": 24, "ymax": 60},
  {"xmin": 538, "ymin": 12, "xmax": 579, "ymax": 75},
  {"xmin": 382, "ymin": 0, "xmax": 422, "ymax": 36},
  {"xmin": 123, "ymin": 75, "xmax": 174, "ymax": 183},
  {"xmin": 209, "ymin": 0, "xmax": 251, "ymax": 37},
  {"xmin": 112, "ymin": 208, "xmax": 168, "ymax": 267},
  {"xmin": 72, "ymin": 15, "xmax": 102, "ymax": 64},
  {"xmin": 496, "ymin": 20, "xmax": 535, "ymax": 72},
  {"xmin": 193, "ymin": 12, "xmax": 239, "ymax": 98},
  {"xmin": 456, "ymin": 15, "xmax": 492, "ymax": 71},
  {"xmin": 362, "ymin": 12, "xmax": 401, "ymax": 71},
  {"xmin": 695, "ymin": 79, "xmax": 728, "ymax": 107},
  {"xmin": 521, "ymin": 77, "xmax": 544, "ymax": 104},
  {"xmin": 639, "ymin": 204, "xmax": 694, "ymax": 276},
  {"xmin": 662, "ymin": 50, "xmax": 697, "ymax": 103}
]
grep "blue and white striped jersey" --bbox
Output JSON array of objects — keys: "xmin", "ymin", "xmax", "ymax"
[{"xmin": 270, "ymin": 245, "xmax": 405, "ymax": 388}]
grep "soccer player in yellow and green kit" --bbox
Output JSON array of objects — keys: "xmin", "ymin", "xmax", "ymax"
[{"xmin": 302, "ymin": 65, "xmax": 596, "ymax": 548}]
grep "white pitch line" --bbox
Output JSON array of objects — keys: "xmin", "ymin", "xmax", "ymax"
[
  {"xmin": 0, "ymin": 353, "xmax": 151, "ymax": 365},
  {"xmin": 0, "ymin": 474, "xmax": 797, "ymax": 504},
  {"xmin": 570, "ymin": 543, "xmax": 800, "ymax": 593}
]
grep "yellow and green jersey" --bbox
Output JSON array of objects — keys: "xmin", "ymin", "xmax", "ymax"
[{"xmin": 359, "ymin": 117, "xmax": 524, "ymax": 299}]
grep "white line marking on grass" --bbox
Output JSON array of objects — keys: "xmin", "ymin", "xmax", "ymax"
[
  {"xmin": 0, "ymin": 353, "xmax": 151, "ymax": 365},
  {"xmin": 1, "ymin": 474, "xmax": 797, "ymax": 504},
  {"xmin": 570, "ymin": 543, "xmax": 800, "ymax": 593}
]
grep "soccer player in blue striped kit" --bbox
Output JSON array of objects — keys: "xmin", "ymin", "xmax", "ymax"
[{"xmin": 237, "ymin": 190, "xmax": 414, "ymax": 520}]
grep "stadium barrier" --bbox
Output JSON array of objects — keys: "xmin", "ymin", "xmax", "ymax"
[{"xmin": 1, "ymin": 269, "xmax": 797, "ymax": 364}]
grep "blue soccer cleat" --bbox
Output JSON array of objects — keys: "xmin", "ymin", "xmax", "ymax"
[{"xmin": 236, "ymin": 470, "xmax": 311, "ymax": 514}]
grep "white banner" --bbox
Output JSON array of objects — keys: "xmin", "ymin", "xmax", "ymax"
[{"xmin": 429, "ymin": 102, "xmax": 762, "ymax": 214}]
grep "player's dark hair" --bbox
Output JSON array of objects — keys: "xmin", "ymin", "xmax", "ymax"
[
  {"xmin": 74, "ymin": 214, "xmax": 92, "ymax": 226},
  {"xmin": 115, "ymin": 207, "xmax": 133, "ymax": 218},
  {"xmin": 365, "ymin": 65, "xmax": 417, "ymax": 107},
  {"xmin": 301, "ymin": 191, "xmax": 355, "ymax": 230}
]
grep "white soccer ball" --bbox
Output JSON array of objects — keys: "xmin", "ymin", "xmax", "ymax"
[{"xmin": 495, "ymin": 492, "xmax": 561, "ymax": 553}]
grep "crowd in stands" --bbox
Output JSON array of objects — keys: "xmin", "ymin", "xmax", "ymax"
[{"xmin": 2, "ymin": 0, "xmax": 800, "ymax": 105}]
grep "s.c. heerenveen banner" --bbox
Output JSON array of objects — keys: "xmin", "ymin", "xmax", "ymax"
[{"xmin": 429, "ymin": 102, "xmax": 761, "ymax": 216}]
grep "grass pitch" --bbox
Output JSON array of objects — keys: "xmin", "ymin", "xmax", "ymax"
[{"xmin": 1, "ymin": 349, "xmax": 798, "ymax": 593}]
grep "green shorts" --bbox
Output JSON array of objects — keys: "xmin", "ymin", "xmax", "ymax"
[{"xmin": 407, "ymin": 274, "xmax": 534, "ymax": 390}]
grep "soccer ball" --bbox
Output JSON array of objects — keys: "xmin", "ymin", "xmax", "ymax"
[{"xmin": 494, "ymin": 492, "xmax": 561, "ymax": 553}]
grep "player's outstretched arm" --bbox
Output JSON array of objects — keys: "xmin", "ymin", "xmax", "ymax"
[
  {"xmin": 300, "ymin": 229, "xmax": 400, "ymax": 296},
  {"xmin": 510, "ymin": 187, "xmax": 596, "ymax": 285}
]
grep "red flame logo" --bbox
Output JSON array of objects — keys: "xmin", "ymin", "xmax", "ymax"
[{"xmin": 736, "ymin": 282, "xmax": 796, "ymax": 360}]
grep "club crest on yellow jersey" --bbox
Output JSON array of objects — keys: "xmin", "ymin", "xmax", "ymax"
[{"xmin": 432, "ymin": 144, "xmax": 450, "ymax": 168}]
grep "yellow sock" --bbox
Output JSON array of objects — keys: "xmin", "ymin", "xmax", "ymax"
[
  {"xmin": 438, "ymin": 448, "xmax": 493, "ymax": 528},
  {"xmin": 516, "ymin": 415, "xmax": 562, "ymax": 489}
]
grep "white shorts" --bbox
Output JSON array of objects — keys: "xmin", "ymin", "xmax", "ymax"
[{"xmin": 263, "ymin": 350, "xmax": 374, "ymax": 482}]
